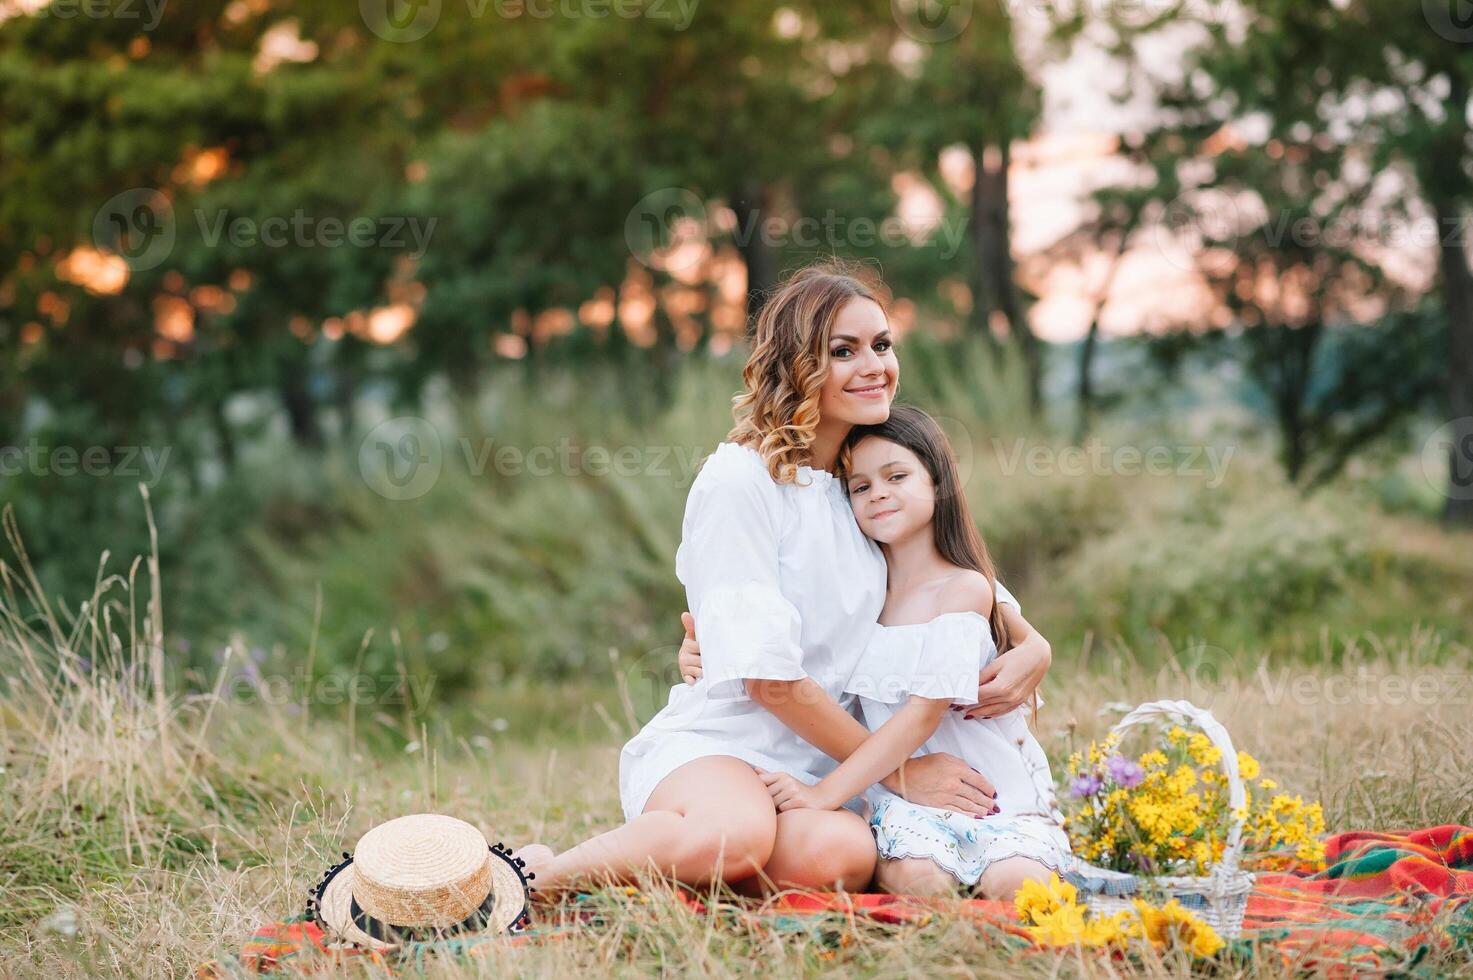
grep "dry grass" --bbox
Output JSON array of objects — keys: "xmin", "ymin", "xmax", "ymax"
[{"xmin": 1, "ymin": 500, "xmax": 1471, "ymax": 979}]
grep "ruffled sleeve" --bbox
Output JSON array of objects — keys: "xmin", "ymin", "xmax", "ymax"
[
  {"xmin": 674, "ymin": 444, "xmax": 806, "ymax": 701},
  {"xmin": 995, "ymin": 579, "xmax": 1021, "ymax": 613},
  {"xmin": 843, "ymin": 612, "xmax": 996, "ymax": 705}
]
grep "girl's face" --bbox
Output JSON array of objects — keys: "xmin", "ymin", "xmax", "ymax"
[
  {"xmin": 845, "ymin": 436, "xmax": 935, "ymax": 544},
  {"xmin": 817, "ymin": 298, "xmax": 898, "ymax": 429}
]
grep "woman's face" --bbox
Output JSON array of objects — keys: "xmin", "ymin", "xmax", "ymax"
[
  {"xmin": 817, "ymin": 298, "xmax": 898, "ymax": 429},
  {"xmin": 845, "ymin": 436, "xmax": 935, "ymax": 545}
]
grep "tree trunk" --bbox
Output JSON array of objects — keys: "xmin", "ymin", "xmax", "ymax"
[
  {"xmin": 971, "ymin": 139, "xmax": 1042, "ymax": 415},
  {"xmin": 279, "ymin": 361, "xmax": 323, "ymax": 450},
  {"xmin": 1075, "ymin": 223, "xmax": 1135, "ymax": 441},
  {"xmin": 1433, "ymin": 197, "xmax": 1473, "ymax": 526},
  {"xmin": 730, "ymin": 180, "xmax": 776, "ymax": 321},
  {"xmin": 968, "ymin": 139, "xmax": 1006, "ymax": 351},
  {"xmin": 1075, "ymin": 316, "xmax": 1101, "ymax": 442},
  {"xmin": 211, "ymin": 396, "xmax": 236, "ymax": 472}
]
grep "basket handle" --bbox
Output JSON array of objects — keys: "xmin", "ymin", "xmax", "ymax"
[{"xmin": 1107, "ymin": 699, "xmax": 1245, "ymax": 874}]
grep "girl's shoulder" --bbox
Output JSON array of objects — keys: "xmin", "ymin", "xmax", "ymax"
[{"xmin": 934, "ymin": 569, "xmax": 996, "ymax": 619}]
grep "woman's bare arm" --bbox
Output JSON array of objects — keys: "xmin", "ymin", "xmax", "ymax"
[{"xmin": 962, "ymin": 603, "xmax": 1052, "ymax": 719}]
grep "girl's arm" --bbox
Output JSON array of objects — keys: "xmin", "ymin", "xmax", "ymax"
[
  {"xmin": 765, "ymin": 694, "xmax": 951, "ymax": 810},
  {"xmin": 747, "ymin": 678, "xmax": 997, "ymax": 813}
]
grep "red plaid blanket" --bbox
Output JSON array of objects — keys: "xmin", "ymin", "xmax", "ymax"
[{"xmin": 199, "ymin": 824, "xmax": 1473, "ymax": 977}]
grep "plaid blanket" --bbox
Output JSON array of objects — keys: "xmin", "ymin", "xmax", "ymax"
[{"xmin": 198, "ymin": 824, "xmax": 1473, "ymax": 977}]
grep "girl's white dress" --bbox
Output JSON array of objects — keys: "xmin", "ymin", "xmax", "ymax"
[
  {"xmin": 846, "ymin": 612, "xmax": 1076, "ymax": 888},
  {"xmin": 618, "ymin": 441, "xmax": 889, "ymax": 822}
]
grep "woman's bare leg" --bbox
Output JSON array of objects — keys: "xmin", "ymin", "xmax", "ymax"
[
  {"xmin": 515, "ymin": 756, "xmax": 777, "ymax": 896},
  {"xmin": 874, "ymin": 857, "xmax": 959, "ymax": 897},
  {"xmin": 730, "ymin": 808, "xmax": 877, "ymax": 896},
  {"xmin": 973, "ymin": 856, "xmax": 1053, "ymax": 901}
]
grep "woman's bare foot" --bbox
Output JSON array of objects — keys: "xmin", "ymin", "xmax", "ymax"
[{"xmin": 512, "ymin": 843, "xmax": 557, "ymax": 899}]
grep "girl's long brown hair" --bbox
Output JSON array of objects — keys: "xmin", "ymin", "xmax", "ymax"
[
  {"xmin": 727, "ymin": 259, "xmax": 890, "ymax": 485},
  {"xmin": 843, "ymin": 405, "xmax": 1026, "ymax": 684}
]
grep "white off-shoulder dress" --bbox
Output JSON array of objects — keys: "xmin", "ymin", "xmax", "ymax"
[
  {"xmin": 617, "ymin": 441, "xmax": 889, "ymax": 822},
  {"xmin": 846, "ymin": 612, "xmax": 1076, "ymax": 888}
]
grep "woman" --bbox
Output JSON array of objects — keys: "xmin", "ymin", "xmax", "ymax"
[{"xmin": 515, "ymin": 260, "xmax": 1051, "ymax": 896}]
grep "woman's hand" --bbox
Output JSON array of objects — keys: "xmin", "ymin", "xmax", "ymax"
[
  {"xmin": 960, "ymin": 627, "xmax": 1051, "ymax": 720},
  {"xmin": 880, "ymin": 753, "xmax": 998, "ymax": 815},
  {"xmin": 677, "ymin": 611, "xmax": 702, "ymax": 685},
  {"xmin": 756, "ymin": 768, "xmax": 837, "ymax": 812}
]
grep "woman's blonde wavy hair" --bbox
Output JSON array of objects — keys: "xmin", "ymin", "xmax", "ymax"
[{"xmin": 727, "ymin": 259, "xmax": 891, "ymax": 485}]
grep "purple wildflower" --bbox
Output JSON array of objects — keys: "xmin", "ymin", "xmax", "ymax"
[
  {"xmin": 1105, "ymin": 755, "xmax": 1145, "ymax": 789},
  {"xmin": 1070, "ymin": 773, "xmax": 1103, "ymax": 798}
]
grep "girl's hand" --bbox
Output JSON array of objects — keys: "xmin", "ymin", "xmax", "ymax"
[
  {"xmin": 756, "ymin": 768, "xmax": 837, "ymax": 812},
  {"xmin": 677, "ymin": 611, "xmax": 702, "ymax": 685},
  {"xmin": 963, "ymin": 635, "xmax": 1050, "ymax": 720}
]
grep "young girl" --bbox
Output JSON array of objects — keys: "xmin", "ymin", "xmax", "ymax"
[{"xmin": 758, "ymin": 404, "xmax": 1075, "ymax": 899}]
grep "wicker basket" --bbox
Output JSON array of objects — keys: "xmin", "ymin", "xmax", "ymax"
[{"xmin": 1081, "ymin": 699, "xmax": 1255, "ymax": 938}]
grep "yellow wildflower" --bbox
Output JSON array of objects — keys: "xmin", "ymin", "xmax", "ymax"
[
  {"xmin": 1132, "ymin": 899, "xmax": 1225, "ymax": 957},
  {"xmin": 1014, "ymin": 873, "xmax": 1077, "ymax": 925}
]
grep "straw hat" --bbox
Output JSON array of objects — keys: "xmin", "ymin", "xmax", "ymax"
[{"xmin": 306, "ymin": 813, "xmax": 535, "ymax": 950}]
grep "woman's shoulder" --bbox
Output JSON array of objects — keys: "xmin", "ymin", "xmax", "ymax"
[
  {"xmin": 698, "ymin": 440, "xmax": 770, "ymax": 482},
  {"xmin": 684, "ymin": 441, "xmax": 781, "ymax": 516}
]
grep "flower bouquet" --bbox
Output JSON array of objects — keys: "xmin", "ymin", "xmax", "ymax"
[{"xmin": 1059, "ymin": 699, "xmax": 1326, "ymax": 938}]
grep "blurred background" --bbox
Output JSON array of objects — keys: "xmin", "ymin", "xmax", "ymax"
[{"xmin": 1, "ymin": 0, "xmax": 1470, "ymax": 739}]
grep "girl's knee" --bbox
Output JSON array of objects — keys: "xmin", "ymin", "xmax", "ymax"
[
  {"xmin": 877, "ymin": 858, "xmax": 956, "ymax": 896},
  {"xmin": 975, "ymin": 857, "xmax": 1052, "ymax": 901}
]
